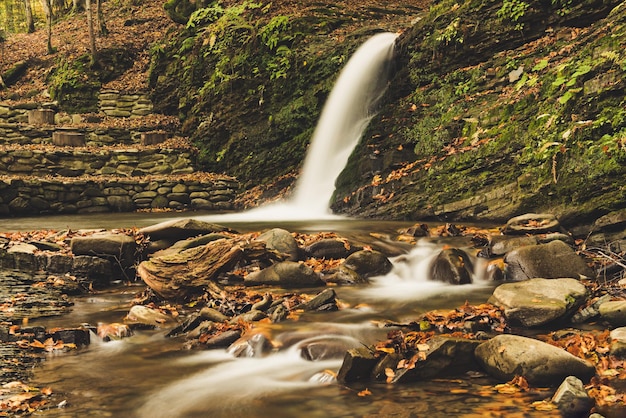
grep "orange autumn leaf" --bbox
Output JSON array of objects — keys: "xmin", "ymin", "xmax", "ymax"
[{"xmin": 357, "ymin": 388, "xmax": 372, "ymax": 397}]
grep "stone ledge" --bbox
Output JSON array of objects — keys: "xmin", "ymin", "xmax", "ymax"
[{"xmin": 0, "ymin": 175, "xmax": 238, "ymax": 217}]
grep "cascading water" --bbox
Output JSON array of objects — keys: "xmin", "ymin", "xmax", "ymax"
[
  {"xmin": 198, "ymin": 32, "xmax": 398, "ymax": 222},
  {"xmin": 290, "ymin": 32, "xmax": 398, "ymax": 216}
]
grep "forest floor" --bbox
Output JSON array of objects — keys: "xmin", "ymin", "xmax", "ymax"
[{"xmin": 0, "ymin": 0, "xmax": 429, "ymax": 104}]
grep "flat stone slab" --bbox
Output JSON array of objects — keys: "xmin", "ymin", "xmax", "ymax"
[{"xmin": 489, "ymin": 278, "xmax": 587, "ymax": 327}]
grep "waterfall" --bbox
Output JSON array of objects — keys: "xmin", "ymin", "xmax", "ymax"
[
  {"xmin": 198, "ymin": 32, "xmax": 397, "ymax": 222},
  {"xmin": 291, "ymin": 32, "xmax": 398, "ymax": 215}
]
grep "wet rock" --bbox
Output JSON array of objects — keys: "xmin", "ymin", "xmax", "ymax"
[
  {"xmin": 304, "ymin": 238, "xmax": 360, "ymax": 259},
  {"xmin": 70, "ymin": 232, "xmax": 137, "ymax": 271},
  {"xmin": 504, "ymin": 240, "xmax": 594, "ymax": 281},
  {"xmin": 256, "ymin": 228, "xmax": 300, "ymax": 261},
  {"xmin": 97, "ymin": 323, "xmax": 133, "ymax": 341},
  {"xmin": 244, "ymin": 261, "xmax": 324, "ymax": 288},
  {"xmin": 50, "ymin": 328, "xmax": 91, "ymax": 346},
  {"xmin": 203, "ymin": 329, "xmax": 241, "ymax": 349},
  {"xmin": 429, "ymin": 248, "xmax": 473, "ymax": 285},
  {"xmin": 300, "ymin": 337, "xmax": 362, "ymax": 361},
  {"xmin": 296, "ymin": 288, "xmax": 338, "ymax": 311},
  {"xmin": 138, "ymin": 218, "xmax": 233, "ymax": 241},
  {"xmin": 71, "ymin": 255, "xmax": 113, "ymax": 285},
  {"xmin": 488, "ymin": 235, "xmax": 538, "ymax": 257},
  {"xmin": 343, "ymin": 250, "xmax": 393, "ymax": 279},
  {"xmin": 609, "ymin": 327, "xmax": 626, "ymax": 358},
  {"xmin": 502, "ymin": 213, "xmax": 562, "ymax": 235},
  {"xmin": 125, "ymin": 305, "xmax": 176, "ymax": 327},
  {"xmin": 230, "ymin": 309, "xmax": 268, "ymax": 323},
  {"xmin": 474, "ymin": 334, "xmax": 595, "ymax": 385},
  {"xmin": 571, "ymin": 294, "xmax": 612, "ymax": 324},
  {"xmin": 551, "ymin": 376, "xmax": 595, "ymax": 418},
  {"xmin": 404, "ymin": 223, "xmax": 429, "ymax": 237},
  {"xmin": 227, "ymin": 333, "xmax": 272, "ymax": 358},
  {"xmin": 324, "ymin": 264, "xmax": 366, "ymax": 285},
  {"xmin": 599, "ymin": 300, "xmax": 626, "ymax": 327},
  {"xmin": 268, "ymin": 304, "xmax": 288, "ymax": 322},
  {"xmin": 489, "ymin": 278, "xmax": 587, "ymax": 327},
  {"xmin": 391, "ymin": 336, "xmax": 481, "ymax": 383},
  {"xmin": 337, "ymin": 346, "xmax": 378, "ymax": 383}
]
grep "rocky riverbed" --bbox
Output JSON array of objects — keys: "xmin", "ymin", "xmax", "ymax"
[{"xmin": 1, "ymin": 213, "xmax": 625, "ymax": 416}]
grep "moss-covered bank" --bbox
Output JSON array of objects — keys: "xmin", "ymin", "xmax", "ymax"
[{"xmin": 332, "ymin": 0, "xmax": 626, "ymax": 226}]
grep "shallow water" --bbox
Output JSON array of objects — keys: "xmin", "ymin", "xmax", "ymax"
[{"xmin": 12, "ymin": 213, "xmax": 554, "ymax": 418}]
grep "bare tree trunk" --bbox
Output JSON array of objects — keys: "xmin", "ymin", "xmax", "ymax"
[
  {"xmin": 72, "ymin": 0, "xmax": 84, "ymax": 13},
  {"xmin": 23, "ymin": 0, "xmax": 35, "ymax": 33},
  {"xmin": 96, "ymin": 0, "xmax": 108, "ymax": 36},
  {"xmin": 86, "ymin": 0, "xmax": 96, "ymax": 65},
  {"xmin": 40, "ymin": 0, "xmax": 55, "ymax": 54}
]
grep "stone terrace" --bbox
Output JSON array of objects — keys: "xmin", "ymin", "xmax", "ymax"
[{"xmin": 0, "ymin": 92, "xmax": 238, "ymax": 217}]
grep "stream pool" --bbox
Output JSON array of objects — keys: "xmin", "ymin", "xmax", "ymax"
[{"xmin": 3, "ymin": 212, "xmax": 558, "ymax": 417}]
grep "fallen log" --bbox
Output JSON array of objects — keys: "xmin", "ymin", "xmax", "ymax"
[{"xmin": 137, "ymin": 237, "xmax": 281, "ymax": 300}]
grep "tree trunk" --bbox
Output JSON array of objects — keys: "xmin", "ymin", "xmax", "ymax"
[
  {"xmin": 23, "ymin": 0, "xmax": 35, "ymax": 33},
  {"xmin": 40, "ymin": 0, "xmax": 54, "ymax": 54},
  {"xmin": 72, "ymin": 0, "xmax": 84, "ymax": 13},
  {"xmin": 85, "ymin": 0, "xmax": 96, "ymax": 65},
  {"xmin": 96, "ymin": 0, "xmax": 108, "ymax": 36}
]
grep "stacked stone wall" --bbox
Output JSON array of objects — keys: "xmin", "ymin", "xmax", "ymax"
[
  {"xmin": 0, "ymin": 147, "xmax": 196, "ymax": 177},
  {"xmin": 98, "ymin": 90, "xmax": 153, "ymax": 117},
  {"xmin": 0, "ymin": 177, "xmax": 238, "ymax": 217}
]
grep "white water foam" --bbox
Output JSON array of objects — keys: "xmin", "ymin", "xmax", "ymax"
[{"xmin": 137, "ymin": 336, "xmax": 350, "ymax": 418}]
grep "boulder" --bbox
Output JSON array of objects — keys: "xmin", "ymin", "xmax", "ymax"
[
  {"xmin": 551, "ymin": 376, "xmax": 595, "ymax": 418},
  {"xmin": 489, "ymin": 278, "xmax": 588, "ymax": 327},
  {"xmin": 504, "ymin": 240, "xmax": 594, "ymax": 281},
  {"xmin": 487, "ymin": 235, "xmax": 538, "ymax": 257},
  {"xmin": 227, "ymin": 333, "xmax": 272, "ymax": 358},
  {"xmin": 324, "ymin": 264, "xmax": 366, "ymax": 285},
  {"xmin": 429, "ymin": 248, "xmax": 473, "ymax": 285},
  {"xmin": 295, "ymin": 288, "xmax": 338, "ymax": 311},
  {"xmin": 609, "ymin": 327, "xmax": 626, "ymax": 358},
  {"xmin": 304, "ymin": 238, "xmax": 360, "ymax": 259},
  {"xmin": 138, "ymin": 218, "xmax": 233, "ymax": 241},
  {"xmin": 599, "ymin": 300, "xmax": 626, "ymax": 327},
  {"xmin": 337, "ymin": 346, "xmax": 378, "ymax": 383},
  {"xmin": 244, "ymin": 261, "xmax": 324, "ymax": 288},
  {"xmin": 70, "ymin": 232, "xmax": 137, "ymax": 271},
  {"xmin": 391, "ymin": 336, "xmax": 482, "ymax": 383},
  {"xmin": 474, "ymin": 334, "xmax": 596, "ymax": 385},
  {"xmin": 124, "ymin": 305, "xmax": 176, "ymax": 327},
  {"xmin": 256, "ymin": 228, "xmax": 300, "ymax": 261},
  {"xmin": 502, "ymin": 213, "xmax": 562, "ymax": 235},
  {"xmin": 343, "ymin": 250, "xmax": 393, "ymax": 279}
]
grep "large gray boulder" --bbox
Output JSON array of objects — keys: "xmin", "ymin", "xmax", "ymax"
[
  {"xmin": 343, "ymin": 250, "xmax": 393, "ymax": 279},
  {"xmin": 70, "ymin": 232, "xmax": 137, "ymax": 270},
  {"xmin": 504, "ymin": 240, "xmax": 594, "ymax": 281},
  {"xmin": 475, "ymin": 334, "xmax": 596, "ymax": 385},
  {"xmin": 244, "ymin": 261, "xmax": 325, "ymax": 288},
  {"xmin": 489, "ymin": 278, "xmax": 588, "ymax": 327},
  {"xmin": 256, "ymin": 228, "xmax": 300, "ymax": 261}
]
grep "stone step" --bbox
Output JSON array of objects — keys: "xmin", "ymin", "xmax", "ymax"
[
  {"xmin": 0, "ymin": 121, "xmax": 179, "ymax": 147},
  {"xmin": 0, "ymin": 143, "xmax": 200, "ymax": 177},
  {"xmin": 0, "ymin": 174, "xmax": 239, "ymax": 217}
]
